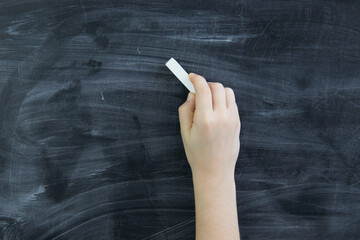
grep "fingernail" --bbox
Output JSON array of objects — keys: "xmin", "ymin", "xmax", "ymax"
[{"xmin": 187, "ymin": 92, "xmax": 194, "ymax": 101}]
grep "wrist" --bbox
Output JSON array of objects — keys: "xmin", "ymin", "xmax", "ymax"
[
  {"xmin": 191, "ymin": 172, "xmax": 240, "ymax": 240},
  {"xmin": 192, "ymin": 170, "xmax": 236, "ymax": 192}
]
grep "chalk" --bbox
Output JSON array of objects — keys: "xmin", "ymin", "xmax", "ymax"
[{"xmin": 165, "ymin": 58, "xmax": 196, "ymax": 93}]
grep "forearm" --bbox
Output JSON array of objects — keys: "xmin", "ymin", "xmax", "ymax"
[{"xmin": 192, "ymin": 173, "xmax": 240, "ymax": 240}]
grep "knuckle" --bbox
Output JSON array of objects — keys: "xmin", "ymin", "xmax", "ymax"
[
  {"xmin": 200, "ymin": 118, "xmax": 213, "ymax": 129},
  {"xmin": 225, "ymin": 87, "xmax": 234, "ymax": 93},
  {"xmin": 234, "ymin": 106, "xmax": 239, "ymax": 115},
  {"xmin": 212, "ymin": 113, "xmax": 228, "ymax": 127},
  {"xmin": 199, "ymin": 85, "xmax": 211, "ymax": 94},
  {"xmin": 193, "ymin": 75, "xmax": 206, "ymax": 86},
  {"xmin": 225, "ymin": 87, "xmax": 235, "ymax": 96},
  {"xmin": 234, "ymin": 116, "xmax": 240, "ymax": 125},
  {"xmin": 214, "ymin": 82, "xmax": 224, "ymax": 89},
  {"xmin": 225, "ymin": 113, "xmax": 240, "ymax": 128},
  {"xmin": 195, "ymin": 75, "xmax": 206, "ymax": 82},
  {"xmin": 236, "ymin": 119, "xmax": 241, "ymax": 130}
]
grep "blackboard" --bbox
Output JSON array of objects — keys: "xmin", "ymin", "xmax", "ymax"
[{"xmin": 1, "ymin": 0, "xmax": 360, "ymax": 239}]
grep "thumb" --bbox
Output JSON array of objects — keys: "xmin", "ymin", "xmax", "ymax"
[{"xmin": 178, "ymin": 92, "xmax": 195, "ymax": 135}]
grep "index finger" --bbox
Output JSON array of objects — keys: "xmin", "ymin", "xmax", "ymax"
[{"xmin": 189, "ymin": 73, "xmax": 212, "ymax": 112}]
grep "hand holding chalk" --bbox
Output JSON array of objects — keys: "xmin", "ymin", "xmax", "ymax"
[
  {"xmin": 178, "ymin": 73, "xmax": 241, "ymax": 240},
  {"xmin": 178, "ymin": 72, "xmax": 240, "ymax": 180}
]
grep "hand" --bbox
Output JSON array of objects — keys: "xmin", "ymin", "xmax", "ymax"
[{"xmin": 178, "ymin": 73, "xmax": 241, "ymax": 182}]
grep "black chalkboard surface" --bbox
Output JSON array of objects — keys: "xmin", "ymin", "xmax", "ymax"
[{"xmin": 1, "ymin": 1, "xmax": 360, "ymax": 239}]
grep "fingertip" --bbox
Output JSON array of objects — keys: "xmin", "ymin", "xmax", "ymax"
[
  {"xmin": 188, "ymin": 73, "xmax": 196, "ymax": 82},
  {"xmin": 189, "ymin": 73, "xmax": 207, "ymax": 83}
]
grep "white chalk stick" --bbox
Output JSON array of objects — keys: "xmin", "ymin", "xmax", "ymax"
[{"xmin": 165, "ymin": 58, "xmax": 196, "ymax": 93}]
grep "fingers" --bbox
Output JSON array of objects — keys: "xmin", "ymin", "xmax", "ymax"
[
  {"xmin": 178, "ymin": 92, "xmax": 196, "ymax": 136},
  {"xmin": 189, "ymin": 73, "xmax": 212, "ymax": 113},
  {"xmin": 208, "ymin": 82, "xmax": 226, "ymax": 111},
  {"xmin": 225, "ymin": 87, "xmax": 240, "ymax": 121},
  {"xmin": 188, "ymin": 73, "xmax": 238, "ymax": 120},
  {"xmin": 224, "ymin": 87, "xmax": 236, "ymax": 109}
]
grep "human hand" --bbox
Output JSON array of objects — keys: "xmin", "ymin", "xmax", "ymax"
[{"xmin": 178, "ymin": 73, "xmax": 241, "ymax": 183}]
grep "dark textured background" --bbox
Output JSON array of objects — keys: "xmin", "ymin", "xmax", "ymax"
[{"xmin": 1, "ymin": 0, "xmax": 360, "ymax": 239}]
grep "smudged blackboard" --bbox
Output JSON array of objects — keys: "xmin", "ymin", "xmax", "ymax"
[{"xmin": 1, "ymin": 0, "xmax": 360, "ymax": 239}]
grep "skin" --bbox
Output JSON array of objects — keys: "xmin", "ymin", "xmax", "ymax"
[{"xmin": 178, "ymin": 73, "xmax": 241, "ymax": 240}]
